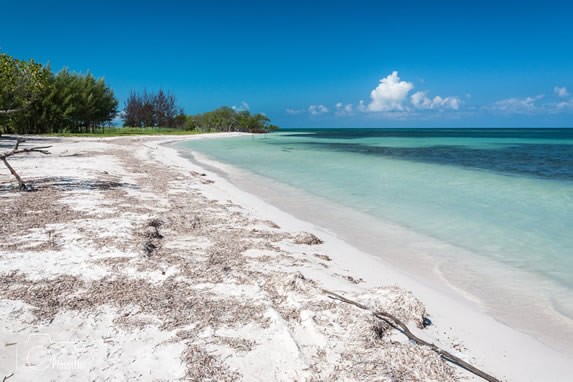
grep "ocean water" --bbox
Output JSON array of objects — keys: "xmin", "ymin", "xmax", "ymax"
[{"xmin": 179, "ymin": 128, "xmax": 573, "ymax": 347}]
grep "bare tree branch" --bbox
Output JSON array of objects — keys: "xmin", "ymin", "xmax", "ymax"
[
  {"xmin": 0, "ymin": 139, "xmax": 52, "ymax": 190},
  {"xmin": 0, "ymin": 109, "xmax": 20, "ymax": 115},
  {"xmin": 323, "ymin": 289, "xmax": 501, "ymax": 382}
]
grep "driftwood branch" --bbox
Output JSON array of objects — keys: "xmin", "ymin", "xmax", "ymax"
[
  {"xmin": 0, "ymin": 138, "xmax": 52, "ymax": 190},
  {"xmin": 323, "ymin": 289, "xmax": 501, "ymax": 382},
  {"xmin": 0, "ymin": 139, "xmax": 51, "ymax": 159}
]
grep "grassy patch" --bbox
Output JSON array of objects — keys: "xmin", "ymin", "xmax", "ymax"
[{"xmin": 43, "ymin": 127, "xmax": 208, "ymax": 137}]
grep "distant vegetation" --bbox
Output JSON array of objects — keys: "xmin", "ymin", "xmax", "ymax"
[
  {"xmin": 123, "ymin": 91, "xmax": 277, "ymax": 133},
  {"xmin": 0, "ymin": 53, "xmax": 117, "ymax": 134},
  {"xmin": 123, "ymin": 89, "xmax": 186, "ymax": 129},
  {"xmin": 1, "ymin": 51, "xmax": 279, "ymax": 136},
  {"xmin": 187, "ymin": 107, "xmax": 278, "ymax": 133}
]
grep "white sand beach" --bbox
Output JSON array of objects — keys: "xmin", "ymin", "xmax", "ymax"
[{"xmin": 1, "ymin": 133, "xmax": 571, "ymax": 381}]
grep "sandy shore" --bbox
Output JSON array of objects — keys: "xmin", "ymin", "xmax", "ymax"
[{"xmin": 0, "ymin": 134, "xmax": 571, "ymax": 381}]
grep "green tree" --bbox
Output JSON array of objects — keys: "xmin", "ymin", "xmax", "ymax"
[
  {"xmin": 0, "ymin": 52, "xmax": 51, "ymax": 134},
  {"xmin": 1, "ymin": 54, "xmax": 118, "ymax": 134},
  {"xmin": 189, "ymin": 107, "xmax": 278, "ymax": 133}
]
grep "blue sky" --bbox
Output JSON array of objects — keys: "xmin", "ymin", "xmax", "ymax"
[{"xmin": 1, "ymin": 0, "xmax": 572, "ymax": 127}]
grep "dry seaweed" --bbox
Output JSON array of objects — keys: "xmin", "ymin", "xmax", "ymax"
[
  {"xmin": 0, "ymin": 139, "xmax": 475, "ymax": 381},
  {"xmin": 293, "ymin": 232, "xmax": 324, "ymax": 245}
]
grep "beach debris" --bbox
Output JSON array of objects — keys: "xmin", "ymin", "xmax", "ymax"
[
  {"xmin": 334, "ymin": 273, "xmax": 365, "ymax": 284},
  {"xmin": 293, "ymin": 232, "xmax": 323, "ymax": 245},
  {"xmin": 142, "ymin": 218, "xmax": 164, "ymax": 256},
  {"xmin": 286, "ymin": 271, "xmax": 315, "ymax": 291},
  {"xmin": 147, "ymin": 218, "xmax": 164, "ymax": 238},
  {"xmin": 344, "ymin": 275, "xmax": 364, "ymax": 284},
  {"xmin": 47, "ymin": 229, "xmax": 58, "ymax": 248},
  {"xmin": 364, "ymin": 286, "xmax": 428, "ymax": 329},
  {"xmin": 323, "ymin": 289, "xmax": 501, "ymax": 382},
  {"xmin": 190, "ymin": 170, "xmax": 214, "ymax": 184},
  {"xmin": 372, "ymin": 320, "xmax": 390, "ymax": 339},
  {"xmin": 259, "ymin": 219, "xmax": 280, "ymax": 229},
  {"xmin": 313, "ymin": 253, "xmax": 332, "ymax": 261},
  {"xmin": 211, "ymin": 336, "xmax": 257, "ymax": 353},
  {"xmin": 0, "ymin": 138, "xmax": 52, "ymax": 191},
  {"xmin": 143, "ymin": 241, "xmax": 157, "ymax": 256},
  {"xmin": 190, "ymin": 215, "xmax": 201, "ymax": 229},
  {"xmin": 423, "ymin": 316, "xmax": 433, "ymax": 328},
  {"xmin": 183, "ymin": 345, "xmax": 240, "ymax": 381}
]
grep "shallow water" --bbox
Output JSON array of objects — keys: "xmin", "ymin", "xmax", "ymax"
[{"xmin": 179, "ymin": 128, "xmax": 573, "ymax": 348}]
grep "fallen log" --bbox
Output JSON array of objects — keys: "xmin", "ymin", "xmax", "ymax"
[{"xmin": 323, "ymin": 289, "xmax": 501, "ymax": 382}]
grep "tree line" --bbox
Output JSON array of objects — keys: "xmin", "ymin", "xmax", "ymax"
[
  {"xmin": 123, "ymin": 92, "xmax": 278, "ymax": 133},
  {"xmin": 1, "ymin": 52, "xmax": 118, "ymax": 134},
  {"xmin": 1, "ymin": 51, "xmax": 279, "ymax": 135},
  {"xmin": 187, "ymin": 106, "xmax": 278, "ymax": 133}
]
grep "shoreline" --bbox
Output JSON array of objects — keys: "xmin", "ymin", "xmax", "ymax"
[
  {"xmin": 175, "ymin": 136, "xmax": 573, "ymax": 355},
  {"xmin": 1, "ymin": 133, "xmax": 571, "ymax": 381},
  {"xmin": 168, "ymin": 134, "xmax": 573, "ymax": 379}
]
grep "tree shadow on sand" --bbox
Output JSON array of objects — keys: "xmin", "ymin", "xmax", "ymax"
[{"xmin": 0, "ymin": 176, "xmax": 139, "ymax": 193}]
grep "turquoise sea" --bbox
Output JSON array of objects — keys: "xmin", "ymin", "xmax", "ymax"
[{"xmin": 180, "ymin": 128, "xmax": 573, "ymax": 348}]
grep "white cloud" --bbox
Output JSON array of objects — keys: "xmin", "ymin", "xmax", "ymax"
[
  {"xmin": 287, "ymin": 71, "xmax": 464, "ymax": 119},
  {"xmin": 554, "ymin": 86, "xmax": 569, "ymax": 97},
  {"xmin": 557, "ymin": 100, "xmax": 573, "ymax": 110},
  {"xmin": 308, "ymin": 104, "xmax": 329, "ymax": 115},
  {"xmin": 232, "ymin": 101, "xmax": 250, "ymax": 111},
  {"xmin": 335, "ymin": 102, "xmax": 353, "ymax": 116},
  {"xmin": 286, "ymin": 108, "xmax": 305, "ymax": 115},
  {"xmin": 487, "ymin": 93, "xmax": 573, "ymax": 114},
  {"xmin": 411, "ymin": 91, "xmax": 461, "ymax": 110},
  {"xmin": 488, "ymin": 95, "xmax": 544, "ymax": 114},
  {"xmin": 367, "ymin": 71, "xmax": 414, "ymax": 112}
]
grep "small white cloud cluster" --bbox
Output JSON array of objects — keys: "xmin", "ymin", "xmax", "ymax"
[
  {"xmin": 489, "ymin": 95, "xmax": 542, "ymax": 113},
  {"xmin": 286, "ymin": 71, "xmax": 461, "ymax": 118},
  {"xmin": 286, "ymin": 76, "xmax": 573, "ymax": 119},
  {"xmin": 286, "ymin": 108, "xmax": 305, "ymax": 115},
  {"xmin": 557, "ymin": 100, "xmax": 573, "ymax": 110},
  {"xmin": 232, "ymin": 101, "xmax": 250, "ymax": 111},
  {"xmin": 308, "ymin": 104, "xmax": 329, "ymax": 115},
  {"xmin": 553, "ymin": 86, "xmax": 573, "ymax": 110},
  {"xmin": 555, "ymin": 86, "xmax": 569, "ymax": 97},
  {"xmin": 410, "ymin": 91, "xmax": 461, "ymax": 110},
  {"xmin": 335, "ymin": 102, "xmax": 353, "ymax": 116},
  {"xmin": 488, "ymin": 85, "xmax": 573, "ymax": 114},
  {"xmin": 364, "ymin": 71, "xmax": 461, "ymax": 113}
]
